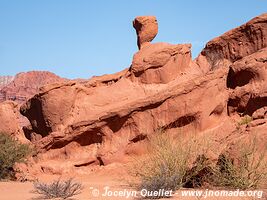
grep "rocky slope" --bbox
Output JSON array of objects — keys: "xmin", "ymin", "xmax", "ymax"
[{"xmin": 10, "ymin": 13, "xmax": 267, "ymax": 176}]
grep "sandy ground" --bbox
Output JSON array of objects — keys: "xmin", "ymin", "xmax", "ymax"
[
  {"xmin": 0, "ymin": 166, "xmax": 266, "ymax": 200},
  {"xmin": 0, "ymin": 172, "xmax": 130, "ymax": 200},
  {"xmin": 1, "ymin": 179, "xmax": 266, "ymax": 200}
]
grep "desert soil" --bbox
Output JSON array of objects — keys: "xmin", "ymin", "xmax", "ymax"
[{"xmin": 0, "ymin": 166, "xmax": 265, "ymax": 200}]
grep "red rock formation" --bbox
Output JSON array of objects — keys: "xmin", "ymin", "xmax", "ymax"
[
  {"xmin": 0, "ymin": 101, "xmax": 27, "ymax": 142},
  {"xmin": 18, "ymin": 14, "xmax": 267, "ymax": 175},
  {"xmin": 196, "ymin": 13, "xmax": 267, "ymax": 73},
  {"xmin": 227, "ymin": 47, "xmax": 267, "ymax": 118},
  {"xmin": 133, "ymin": 16, "xmax": 158, "ymax": 49},
  {"xmin": 127, "ymin": 43, "xmax": 201, "ymax": 84}
]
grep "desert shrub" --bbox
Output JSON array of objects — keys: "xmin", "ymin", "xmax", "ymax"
[
  {"xmin": 33, "ymin": 178, "xmax": 83, "ymax": 199},
  {"xmin": 131, "ymin": 130, "xmax": 267, "ymax": 199},
  {"xmin": 0, "ymin": 132, "xmax": 31, "ymax": 180},
  {"xmin": 212, "ymin": 138, "xmax": 267, "ymax": 190},
  {"xmin": 131, "ymin": 132, "xmax": 209, "ymax": 198},
  {"xmin": 238, "ymin": 115, "xmax": 253, "ymax": 126},
  {"xmin": 183, "ymin": 154, "xmax": 213, "ymax": 188},
  {"xmin": 185, "ymin": 137, "xmax": 267, "ymax": 190}
]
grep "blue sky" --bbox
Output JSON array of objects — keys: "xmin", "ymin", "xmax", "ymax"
[{"xmin": 0, "ymin": 0, "xmax": 266, "ymax": 79}]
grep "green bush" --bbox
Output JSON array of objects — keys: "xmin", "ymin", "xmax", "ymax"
[{"xmin": 0, "ymin": 132, "xmax": 31, "ymax": 180}]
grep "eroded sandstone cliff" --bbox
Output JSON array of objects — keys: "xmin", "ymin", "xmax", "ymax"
[{"xmin": 16, "ymin": 13, "xmax": 267, "ymax": 175}]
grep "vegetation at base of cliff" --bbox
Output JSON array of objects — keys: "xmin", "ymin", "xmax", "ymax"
[
  {"xmin": 132, "ymin": 132, "xmax": 189, "ymax": 197},
  {"xmin": 32, "ymin": 178, "xmax": 83, "ymax": 199},
  {"xmin": 130, "ymin": 132, "xmax": 212, "ymax": 198},
  {"xmin": 131, "ymin": 132, "xmax": 267, "ymax": 198},
  {"xmin": 211, "ymin": 138, "xmax": 267, "ymax": 190},
  {"xmin": 0, "ymin": 132, "xmax": 31, "ymax": 180}
]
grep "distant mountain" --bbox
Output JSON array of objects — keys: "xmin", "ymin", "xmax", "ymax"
[
  {"xmin": 0, "ymin": 76, "xmax": 14, "ymax": 89},
  {"xmin": 0, "ymin": 71, "xmax": 67, "ymax": 103}
]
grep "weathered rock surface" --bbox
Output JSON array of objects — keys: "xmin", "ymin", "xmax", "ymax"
[
  {"xmin": 0, "ymin": 71, "xmax": 67, "ymax": 128},
  {"xmin": 0, "ymin": 101, "xmax": 27, "ymax": 142},
  {"xmin": 133, "ymin": 16, "xmax": 158, "ymax": 49},
  {"xmin": 227, "ymin": 48, "xmax": 267, "ymax": 117},
  {"xmin": 196, "ymin": 13, "xmax": 267, "ymax": 73},
  {"xmin": 128, "ymin": 43, "xmax": 201, "ymax": 84},
  {"xmin": 19, "ymin": 14, "xmax": 267, "ymax": 174}
]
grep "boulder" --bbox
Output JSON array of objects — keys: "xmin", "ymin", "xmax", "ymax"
[
  {"xmin": 0, "ymin": 101, "xmax": 27, "ymax": 142},
  {"xmin": 133, "ymin": 16, "xmax": 158, "ymax": 49},
  {"xmin": 0, "ymin": 101, "xmax": 21, "ymax": 135}
]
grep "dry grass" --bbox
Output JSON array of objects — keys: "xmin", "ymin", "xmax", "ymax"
[
  {"xmin": 32, "ymin": 178, "xmax": 83, "ymax": 199},
  {"xmin": 212, "ymin": 138, "xmax": 267, "ymax": 189},
  {"xmin": 129, "ymin": 131, "xmax": 267, "ymax": 198},
  {"xmin": 129, "ymin": 131, "xmax": 212, "ymax": 198}
]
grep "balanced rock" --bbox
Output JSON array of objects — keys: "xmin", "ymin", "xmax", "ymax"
[{"xmin": 133, "ymin": 16, "xmax": 158, "ymax": 49}]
